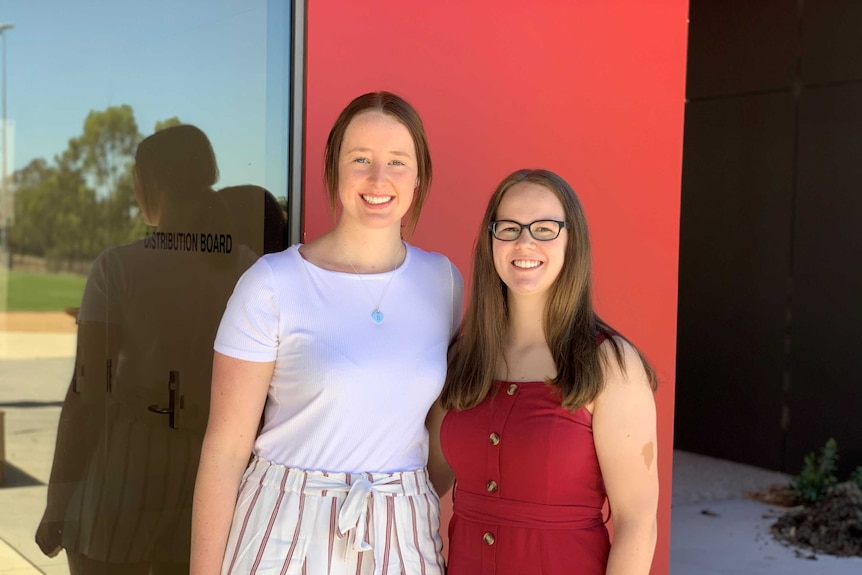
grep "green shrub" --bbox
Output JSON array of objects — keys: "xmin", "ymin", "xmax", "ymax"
[
  {"xmin": 851, "ymin": 466, "xmax": 862, "ymax": 490},
  {"xmin": 794, "ymin": 437, "xmax": 839, "ymax": 505}
]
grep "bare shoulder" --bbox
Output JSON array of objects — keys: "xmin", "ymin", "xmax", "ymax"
[
  {"xmin": 297, "ymin": 236, "xmax": 324, "ymax": 263},
  {"xmin": 592, "ymin": 337, "xmax": 657, "ymax": 449},
  {"xmin": 582, "ymin": 337, "xmax": 651, "ymax": 414},
  {"xmin": 296, "ymin": 234, "xmax": 343, "ymax": 271},
  {"xmin": 597, "ymin": 336, "xmax": 653, "ymax": 395}
]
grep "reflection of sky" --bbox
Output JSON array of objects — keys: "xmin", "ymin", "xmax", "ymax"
[{"xmin": 4, "ymin": 0, "xmax": 289, "ymax": 197}]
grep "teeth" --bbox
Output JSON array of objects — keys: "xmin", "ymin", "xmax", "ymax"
[
  {"xmin": 362, "ymin": 195, "xmax": 393, "ymax": 205},
  {"xmin": 513, "ymin": 260, "xmax": 541, "ymax": 269}
]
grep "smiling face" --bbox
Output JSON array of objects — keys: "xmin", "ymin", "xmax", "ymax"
[
  {"xmin": 336, "ymin": 111, "xmax": 418, "ymax": 231},
  {"xmin": 492, "ymin": 182, "xmax": 568, "ymax": 301}
]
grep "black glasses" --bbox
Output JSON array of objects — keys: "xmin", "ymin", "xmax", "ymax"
[{"xmin": 488, "ymin": 219, "xmax": 568, "ymax": 241}]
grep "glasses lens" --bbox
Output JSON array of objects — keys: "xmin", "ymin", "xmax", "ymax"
[
  {"xmin": 493, "ymin": 221, "xmax": 522, "ymax": 240},
  {"xmin": 529, "ymin": 221, "xmax": 561, "ymax": 240}
]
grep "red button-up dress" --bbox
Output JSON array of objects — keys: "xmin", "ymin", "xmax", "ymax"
[{"xmin": 441, "ymin": 380, "xmax": 610, "ymax": 574}]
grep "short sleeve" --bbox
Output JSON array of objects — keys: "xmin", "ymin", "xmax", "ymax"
[
  {"xmin": 214, "ymin": 257, "xmax": 280, "ymax": 362},
  {"xmin": 77, "ymin": 248, "xmax": 121, "ymax": 325},
  {"xmin": 448, "ymin": 260, "xmax": 464, "ymax": 338}
]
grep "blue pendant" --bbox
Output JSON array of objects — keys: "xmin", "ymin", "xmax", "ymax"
[{"xmin": 371, "ymin": 309, "xmax": 384, "ymax": 324}]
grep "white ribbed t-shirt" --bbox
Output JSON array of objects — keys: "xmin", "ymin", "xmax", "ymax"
[{"xmin": 214, "ymin": 243, "xmax": 462, "ymax": 474}]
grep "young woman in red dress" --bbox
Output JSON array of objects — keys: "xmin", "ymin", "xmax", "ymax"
[{"xmin": 428, "ymin": 169, "xmax": 659, "ymax": 575}]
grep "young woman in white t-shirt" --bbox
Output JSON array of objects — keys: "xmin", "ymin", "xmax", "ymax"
[{"xmin": 191, "ymin": 92, "xmax": 462, "ymax": 575}]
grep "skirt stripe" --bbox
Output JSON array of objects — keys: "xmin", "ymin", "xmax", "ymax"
[
  {"xmin": 251, "ymin": 469, "xmax": 291, "ymax": 572},
  {"xmin": 424, "ymin": 494, "xmax": 445, "ymax": 574},
  {"xmin": 282, "ymin": 480, "xmax": 309, "ymax": 574},
  {"xmin": 328, "ymin": 498, "xmax": 337, "ymax": 574},
  {"xmin": 381, "ymin": 497, "xmax": 393, "ymax": 575},
  {"xmin": 226, "ymin": 465, "xmax": 270, "ymax": 575},
  {"xmin": 391, "ymin": 499, "xmax": 406, "ymax": 575},
  {"xmin": 408, "ymin": 498, "xmax": 427, "ymax": 575}
]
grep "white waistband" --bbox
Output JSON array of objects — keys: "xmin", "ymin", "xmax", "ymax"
[{"xmin": 243, "ymin": 457, "xmax": 436, "ymax": 556}]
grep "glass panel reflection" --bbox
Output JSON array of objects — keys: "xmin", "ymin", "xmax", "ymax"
[{"xmin": 0, "ymin": 2, "xmax": 290, "ymax": 573}]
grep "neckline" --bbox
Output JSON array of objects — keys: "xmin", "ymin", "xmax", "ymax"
[
  {"xmin": 489, "ymin": 380, "xmax": 595, "ymax": 416},
  {"xmin": 293, "ymin": 242, "xmax": 412, "ymax": 278}
]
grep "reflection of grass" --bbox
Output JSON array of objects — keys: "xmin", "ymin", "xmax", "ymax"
[
  {"xmin": 7, "ymin": 270, "xmax": 87, "ymax": 312},
  {"xmin": 0, "ymin": 265, "xmax": 7, "ymax": 312}
]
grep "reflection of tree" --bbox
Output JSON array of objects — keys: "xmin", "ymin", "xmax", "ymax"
[
  {"xmin": 9, "ymin": 106, "xmax": 178, "ymax": 270},
  {"xmin": 153, "ymin": 116, "xmax": 182, "ymax": 133},
  {"xmin": 9, "ymin": 158, "xmax": 97, "ymax": 266}
]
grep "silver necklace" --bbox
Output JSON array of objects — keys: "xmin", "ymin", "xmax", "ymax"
[{"xmin": 346, "ymin": 244, "xmax": 405, "ymax": 324}]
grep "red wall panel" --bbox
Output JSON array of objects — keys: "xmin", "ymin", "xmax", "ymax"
[{"xmin": 304, "ymin": 2, "xmax": 687, "ymax": 572}]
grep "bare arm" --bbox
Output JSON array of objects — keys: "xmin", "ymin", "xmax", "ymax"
[
  {"xmin": 427, "ymin": 260, "xmax": 462, "ymax": 497},
  {"xmin": 592, "ymin": 339, "xmax": 659, "ymax": 575},
  {"xmin": 190, "ymin": 352, "xmax": 273, "ymax": 575},
  {"xmin": 425, "ymin": 399, "xmax": 454, "ymax": 497}
]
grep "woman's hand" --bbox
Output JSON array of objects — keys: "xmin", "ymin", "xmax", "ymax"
[{"xmin": 35, "ymin": 512, "xmax": 64, "ymax": 558}]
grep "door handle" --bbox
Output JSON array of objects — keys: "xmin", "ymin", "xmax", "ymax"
[
  {"xmin": 147, "ymin": 406, "xmax": 172, "ymax": 414},
  {"xmin": 147, "ymin": 370, "xmax": 182, "ymax": 429}
]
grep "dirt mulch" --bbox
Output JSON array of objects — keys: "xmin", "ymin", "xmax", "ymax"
[
  {"xmin": 746, "ymin": 483, "xmax": 802, "ymax": 507},
  {"xmin": 750, "ymin": 482, "xmax": 862, "ymax": 558},
  {"xmin": 0, "ymin": 311, "xmax": 78, "ymax": 333}
]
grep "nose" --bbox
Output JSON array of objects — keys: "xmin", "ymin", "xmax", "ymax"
[
  {"xmin": 514, "ymin": 226, "xmax": 535, "ymax": 248},
  {"xmin": 369, "ymin": 162, "xmax": 386, "ymax": 185}
]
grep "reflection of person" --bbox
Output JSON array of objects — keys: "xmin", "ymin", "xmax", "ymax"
[
  {"xmin": 35, "ymin": 125, "xmax": 263, "ymax": 574},
  {"xmin": 219, "ymin": 185, "xmax": 286, "ymax": 257},
  {"xmin": 191, "ymin": 92, "xmax": 462, "ymax": 575},
  {"xmin": 433, "ymin": 169, "xmax": 659, "ymax": 575}
]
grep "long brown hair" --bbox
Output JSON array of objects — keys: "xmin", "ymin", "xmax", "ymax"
[
  {"xmin": 323, "ymin": 91, "xmax": 432, "ymax": 235},
  {"xmin": 441, "ymin": 169, "xmax": 657, "ymax": 411}
]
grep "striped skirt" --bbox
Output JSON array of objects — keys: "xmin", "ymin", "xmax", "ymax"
[{"xmin": 221, "ymin": 457, "xmax": 446, "ymax": 575}]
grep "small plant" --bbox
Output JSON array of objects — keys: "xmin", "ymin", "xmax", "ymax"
[
  {"xmin": 793, "ymin": 437, "xmax": 839, "ymax": 505},
  {"xmin": 851, "ymin": 466, "xmax": 862, "ymax": 490}
]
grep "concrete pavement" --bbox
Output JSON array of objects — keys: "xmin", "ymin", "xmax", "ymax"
[
  {"xmin": 0, "ymin": 537, "xmax": 42, "ymax": 575},
  {"xmin": 0, "ymin": 324, "xmax": 73, "ymax": 575},
  {"xmin": 670, "ymin": 451, "xmax": 862, "ymax": 574},
  {"xmin": 0, "ymin": 349, "xmax": 71, "ymax": 575}
]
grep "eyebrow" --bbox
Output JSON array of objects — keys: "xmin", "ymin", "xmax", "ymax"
[{"xmin": 344, "ymin": 147, "xmax": 413, "ymax": 158}]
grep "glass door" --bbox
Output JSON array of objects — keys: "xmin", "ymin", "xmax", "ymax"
[{"xmin": 0, "ymin": 2, "xmax": 298, "ymax": 573}]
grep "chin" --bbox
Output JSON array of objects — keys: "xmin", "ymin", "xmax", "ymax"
[
  {"xmin": 359, "ymin": 215, "xmax": 405, "ymax": 230},
  {"xmin": 505, "ymin": 283, "xmax": 549, "ymax": 298}
]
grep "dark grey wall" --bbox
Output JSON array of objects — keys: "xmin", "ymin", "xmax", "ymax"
[{"xmin": 676, "ymin": 1, "xmax": 862, "ymax": 474}]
